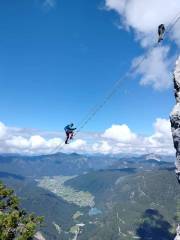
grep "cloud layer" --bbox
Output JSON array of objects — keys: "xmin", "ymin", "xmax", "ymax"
[{"xmin": 0, "ymin": 119, "xmax": 174, "ymax": 156}]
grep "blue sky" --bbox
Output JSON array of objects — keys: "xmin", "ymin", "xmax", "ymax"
[
  {"xmin": 0, "ymin": 0, "xmax": 179, "ymax": 155},
  {"xmin": 0, "ymin": 0, "xmax": 175, "ymax": 134}
]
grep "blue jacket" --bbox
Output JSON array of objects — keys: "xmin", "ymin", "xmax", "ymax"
[{"xmin": 64, "ymin": 125, "xmax": 76, "ymax": 132}]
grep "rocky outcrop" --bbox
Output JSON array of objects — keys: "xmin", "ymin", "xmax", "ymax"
[
  {"xmin": 34, "ymin": 232, "xmax": 46, "ymax": 240},
  {"xmin": 174, "ymin": 224, "xmax": 180, "ymax": 240},
  {"xmin": 170, "ymin": 58, "xmax": 180, "ymax": 239},
  {"xmin": 170, "ymin": 56, "xmax": 180, "ymax": 174}
]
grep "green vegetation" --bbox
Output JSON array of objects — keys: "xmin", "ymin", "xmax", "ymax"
[
  {"xmin": 0, "ymin": 181, "xmax": 43, "ymax": 240},
  {"xmin": 0, "ymin": 153, "xmax": 178, "ymax": 239},
  {"xmin": 73, "ymin": 211, "xmax": 83, "ymax": 220},
  {"xmin": 70, "ymin": 225, "xmax": 79, "ymax": 234},
  {"xmin": 37, "ymin": 176, "xmax": 95, "ymax": 207}
]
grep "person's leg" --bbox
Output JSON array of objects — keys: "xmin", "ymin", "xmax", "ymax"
[
  {"xmin": 70, "ymin": 131, "xmax": 74, "ymax": 140},
  {"xmin": 158, "ymin": 28, "xmax": 164, "ymax": 42},
  {"xmin": 65, "ymin": 132, "xmax": 70, "ymax": 144},
  {"xmin": 158, "ymin": 32, "xmax": 162, "ymax": 42}
]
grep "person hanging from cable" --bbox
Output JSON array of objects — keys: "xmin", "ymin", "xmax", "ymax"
[
  {"xmin": 158, "ymin": 24, "xmax": 165, "ymax": 43},
  {"xmin": 64, "ymin": 123, "xmax": 76, "ymax": 144}
]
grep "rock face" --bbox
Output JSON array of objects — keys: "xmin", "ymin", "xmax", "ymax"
[
  {"xmin": 170, "ymin": 56, "xmax": 180, "ymax": 173},
  {"xmin": 34, "ymin": 232, "xmax": 46, "ymax": 240},
  {"xmin": 174, "ymin": 225, "xmax": 180, "ymax": 240}
]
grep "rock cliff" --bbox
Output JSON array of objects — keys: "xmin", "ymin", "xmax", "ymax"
[{"xmin": 170, "ymin": 56, "xmax": 180, "ymax": 181}]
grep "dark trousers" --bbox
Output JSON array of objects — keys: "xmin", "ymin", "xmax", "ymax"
[{"xmin": 65, "ymin": 131, "xmax": 73, "ymax": 143}]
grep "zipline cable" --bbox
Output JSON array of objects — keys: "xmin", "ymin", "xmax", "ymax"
[
  {"xmin": 52, "ymin": 13, "xmax": 180, "ymax": 154},
  {"xmin": 75, "ymin": 14, "xmax": 180, "ymax": 135}
]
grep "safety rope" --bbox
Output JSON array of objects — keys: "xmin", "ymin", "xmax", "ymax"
[
  {"xmin": 51, "ymin": 13, "xmax": 180, "ymax": 154},
  {"xmin": 165, "ymin": 11, "xmax": 180, "ymax": 36},
  {"xmin": 74, "ymin": 14, "xmax": 180, "ymax": 135}
]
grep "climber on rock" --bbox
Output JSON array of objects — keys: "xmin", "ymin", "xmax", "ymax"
[
  {"xmin": 158, "ymin": 24, "xmax": 165, "ymax": 43},
  {"xmin": 64, "ymin": 123, "xmax": 76, "ymax": 144}
]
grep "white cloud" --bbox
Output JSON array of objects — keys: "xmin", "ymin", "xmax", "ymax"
[
  {"xmin": 105, "ymin": 0, "xmax": 180, "ymax": 90},
  {"xmin": 92, "ymin": 141, "xmax": 112, "ymax": 154},
  {"xmin": 29, "ymin": 135, "xmax": 46, "ymax": 149},
  {"xmin": 99, "ymin": 119, "xmax": 174, "ymax": 155},
  {"xmin": 105, "ymin": 0, "xmax": 180, "ymax": 46},
  {"xmin": 154, "ymin": 118, "xmax": 172, "ymax": 136},
  {"xmin": 66, "ymin": 139, "xmax": 87, "ymax": 152},
  {"xmin": 6, "ymin": 136, "xmax": 29, "ymax": 149},
  {"xmin": 144, "ymin": 118, "xmax": 172, "ymax": 148},
  {"xmin": 0, "ymin": 120, "xmax": 174, "ymax": 156},
  {"xmin": 102, "ymin": 124, "xmax": 137, "ymax": 142},
  {"xmin": 133, "ymin": 46, "xmax": 174, "ymax": 90},
  {"xmin": 171, "ymin": 20, "xmax": 180, "ymax": 46},
  {"xmin": 43, "ymin": 0, "xmax": 56, "ymax": 9},
  {"xmin": 0, "ymin": 122, "xmax": 7, "ymax": 139}
]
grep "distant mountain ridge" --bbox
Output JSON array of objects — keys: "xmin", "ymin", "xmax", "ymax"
[{"xmin": 0, "ymin": 152, "xmax": 175, "ymax": 176}]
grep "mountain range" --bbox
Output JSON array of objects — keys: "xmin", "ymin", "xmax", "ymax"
[{"xmin": 0, "ymin": 152, "xmax": 178, "ymax": 239}]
